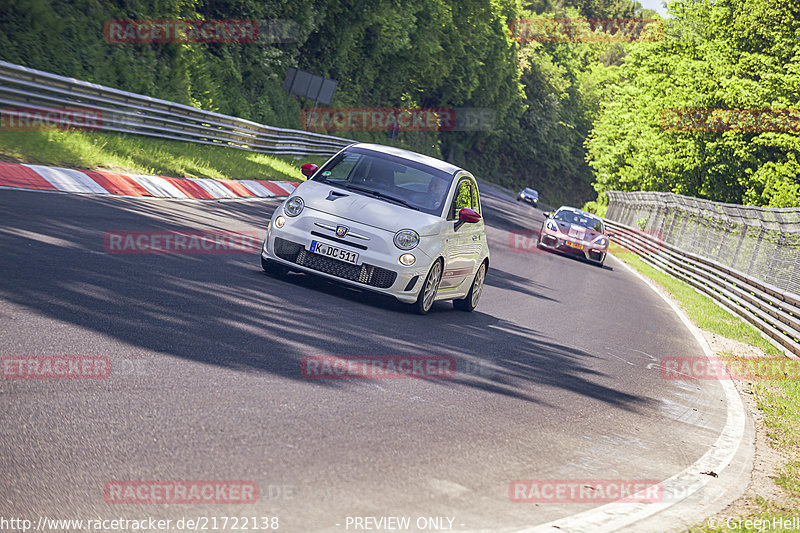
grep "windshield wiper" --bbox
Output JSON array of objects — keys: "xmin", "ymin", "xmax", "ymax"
[{"xmin": 343, "ymin": 184, "xmax": 420, "ymax": 210}]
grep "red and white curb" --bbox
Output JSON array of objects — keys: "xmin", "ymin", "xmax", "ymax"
[{"xmin": 0, "ymin": 162, "xmax": 298, "ymax": 200}]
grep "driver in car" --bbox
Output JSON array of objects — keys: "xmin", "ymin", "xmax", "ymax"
[{"xmin": 426, "ymin": 177, "xmax": 450, "ymax": 211}]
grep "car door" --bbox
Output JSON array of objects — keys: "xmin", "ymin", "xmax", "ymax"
[{"xmin": 438, "ymin": 175, "xmax": 483, "ymax": 293}]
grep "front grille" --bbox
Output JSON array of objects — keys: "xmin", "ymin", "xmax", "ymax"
[{"xmin": 273, "ymin": 237, "xmax": 397, "ymax": 289}]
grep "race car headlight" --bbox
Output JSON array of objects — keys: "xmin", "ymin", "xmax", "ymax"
[
  {"xmin": 274, "ymin": 216, "xmax": 286, "ymax": 228},
  {"xmin": 594, "ymin": 237, "xmax": 607, "ymax": 247},
  {"xmin": 546, "ymin": 220, "xmax": 558, "ymax": 232},
  {"xmin": 394, "ymin": 229, "xmax": 420, "ymax": 250},
  {"xmin": 284, "ymin": 197, "xmax": 304, "ymax": 217}
]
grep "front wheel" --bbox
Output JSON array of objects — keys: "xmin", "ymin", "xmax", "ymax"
[
  {"xmin": 413, "ymin": 259, "xmax": 443, "ymax": 315},
  {"xmin": 453, "ymin": 262, "xmax": 486, "ymax": 312}
]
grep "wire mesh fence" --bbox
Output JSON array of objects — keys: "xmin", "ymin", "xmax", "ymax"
[{"xmin": 606, "ymin": 191, "xmax": 800, "ymax": 298}]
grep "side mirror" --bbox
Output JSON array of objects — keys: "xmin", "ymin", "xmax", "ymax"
[
  {"xmin": 607, "ymin": 231, "xmax": 616, "ymax": 238},
  {"xmin": 546, "ymin": 211, "xmax": 555, "ymax": 218},
  {"xmin": 459, "ymin": 208, "xmax": 481, "ymax": 223},
  {"xmin": 301, "ymin": 163, "xmax": 318, "ymax": 178}
]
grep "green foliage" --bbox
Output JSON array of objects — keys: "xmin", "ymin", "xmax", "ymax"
[
  {"xmin": 0, "ymin": 130, "xmax": 315, "ymax": 181},
  {"xmin": 587, "ymin": 0, "xmax": 800, "ymax": 207},
  {"xmin": 457, "ymin": 3, "xmax": 645, "ymax": 206},
  {"xmin": 0, "ymin": 0, "xmax": 654, "ymax": 206}
]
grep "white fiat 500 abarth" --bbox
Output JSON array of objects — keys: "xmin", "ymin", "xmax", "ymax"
[{"xmin": 260, "ymin": 143, "xmax": 490, "ymax": 314}]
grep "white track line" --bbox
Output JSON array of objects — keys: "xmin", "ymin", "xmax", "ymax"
[{"xmin": 516, "ymin": 255, "xmax": 748, "ymax": 533}]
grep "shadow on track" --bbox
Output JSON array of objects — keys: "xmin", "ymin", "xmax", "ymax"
[{"xmin": 0, "ymin": 190, "xmax": 649, "ymax": 413}]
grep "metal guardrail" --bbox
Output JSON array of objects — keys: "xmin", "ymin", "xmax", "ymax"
[
  {"xmin": 606, "ymin": 190, "xmax": 800, "ymax": 297},
  {"xmin": 605, "ymin": 217, "xmax": 800, "ymax": 359},
  {"xmin": 0, "ymin": 61, "xmax": 355, "ymax": 157}
]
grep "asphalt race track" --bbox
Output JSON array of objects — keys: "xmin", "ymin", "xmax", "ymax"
[{"xmin": 0, "ymin": 187, "xmax": 737, "ymax": 532}]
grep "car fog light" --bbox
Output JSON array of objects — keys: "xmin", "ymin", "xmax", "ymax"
[
  {"xmin": 275, "ymin": 216, "xmax": 286, "ymax": 228},
  {"xmin": 399, "ymin": 253, "xmax": 416, "ymax": 266}
]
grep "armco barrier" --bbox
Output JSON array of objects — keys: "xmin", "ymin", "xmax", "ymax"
[
  {"xmin": 0, "ymin": 61, "xmax": 354, "ymax": 156},
  {"xmin": 606, "ymin": 190, "xmax": 800, "ymax": 296},
  {"xmin": 605, "ymin": 218, "xmax": 800, "ymax": 359}
]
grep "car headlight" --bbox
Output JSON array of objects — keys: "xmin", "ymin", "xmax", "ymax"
[
  {"xmin": 594, "ymin": 237, "xmax": 607, "ymax": 247},
  {"xmin": 393, "ymin": 229, "xmax": 420, "ymax": 250},
  {"xmin": 284, "ymin": 197, "xmax": 304, "ymax": 217},
  {"xmin": 546, "ymin": 220, "xmax": 558, "ymax": 232},
  {"xmin": 274, "ymin": 215, "xmax": 286, "ymax": 228}
]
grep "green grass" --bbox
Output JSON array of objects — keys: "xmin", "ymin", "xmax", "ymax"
[
  {"xmin": 0, "ymin": 130, "xmax": 328, "ymax": 181},
  {"xmin": 608, "ymin": 244, "xmax": 800, "ymax": 531}
]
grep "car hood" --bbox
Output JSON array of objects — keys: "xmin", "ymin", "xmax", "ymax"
[
  {"xmin": 553, "ymin": 221, "xmax": 602, "ymax": 241},
  {"xmin": 292, "ymin": 180, "xmax": 444, "ymax": 235}
]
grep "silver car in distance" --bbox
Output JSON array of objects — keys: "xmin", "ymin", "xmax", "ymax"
[{"xmin": 260, "ymin": 143, "xmax": 490, "ymax": 314}]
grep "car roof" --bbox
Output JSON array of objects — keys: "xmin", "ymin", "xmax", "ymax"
[
  {"xmin": 556, "ymin": 206, "xmax": 600, "ymax": 219},
  {"xmin": 348, "ymin": 143, "xmax": 463, "ymax": 176}
]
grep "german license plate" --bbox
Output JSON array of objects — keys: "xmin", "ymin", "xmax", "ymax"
[
  {"xmin": 309, "ymin": 240, "xmax": 359, "ymax": 264},
  {"xmin": 564, "ymin": 240, "xmax": 584, "ymax": 250}
]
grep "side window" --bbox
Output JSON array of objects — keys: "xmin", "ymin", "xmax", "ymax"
[
  {"xmin": 470, "ymin": 181, "xmax": 480, "ymax": 214},
  {"xmin": 449, "ymin": 178, "xmax": 478, "ymax": 219}
]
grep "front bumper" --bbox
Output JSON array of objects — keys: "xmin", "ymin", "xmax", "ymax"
[
  {"xmin": 261, "ymin": 208, "xmax": 436, "ymax": 303},
  {"xmin": 539, "ymin": 231, "xmax": 606, "ymax": 263}
]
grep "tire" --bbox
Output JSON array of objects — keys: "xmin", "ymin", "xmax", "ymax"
[
  {"xmin": 413, "ymin": 259, "xmax": 443, "ymax": 315},
  {"xmin": 453, "ymin": 262, "xmax": 486, "ymax": 312},
  {"xmin": 261, "ymin": 256, "xmax": 287, "ymax": 276}
]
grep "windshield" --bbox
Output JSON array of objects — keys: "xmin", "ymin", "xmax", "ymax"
[
  {"xmin": 553, "ymin": 210, "xmax": 604, "ymax": 232},
  {"xmin": 312, "ymin": 147, "xmax": 454, "ymax": 216}
]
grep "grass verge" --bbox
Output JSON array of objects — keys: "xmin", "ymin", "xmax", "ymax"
[
  {"xmin": 608, "ymin": 243, "xmax": 800, "ymax": 532},
  {"xmin": 0, "ymin": 130, "xmax": 329, "ymax": 181}
]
